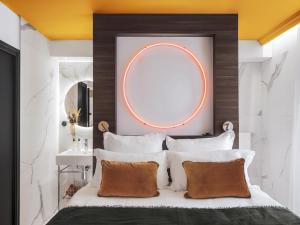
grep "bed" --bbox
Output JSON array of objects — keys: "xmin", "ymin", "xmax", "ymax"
[
  {"xmin": 47, "ymin": 184, "xmax": 300, "ymax": 225},
  {"xmin": 47, "ymin": 133, "xmax": 300, "ymax": 225}
]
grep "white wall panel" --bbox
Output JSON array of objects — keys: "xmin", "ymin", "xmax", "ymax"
[
  {"xmin": 116, "ymin": 36, "xmax": 213, "ymax": 135},
  {"xmin": 0, "ymin": 3, "xmax": 20, "ymax": 49}
]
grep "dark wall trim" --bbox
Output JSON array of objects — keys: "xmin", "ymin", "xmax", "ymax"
[
  {"xmin": 93, "ymin": 14, "xmax": 239, "ymax": 149},
  {"xmin": 0, "ymin": 40, "xmax": 20, "ymax": 225}
]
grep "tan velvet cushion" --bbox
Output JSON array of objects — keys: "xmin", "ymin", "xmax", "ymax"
[
  {"xmin": 183, "ymin": 159, "xmax": 251, "ymax": 199},
  {"xmin": 98, "ymin": 160, "xmax": 160, "ymax": 198}
]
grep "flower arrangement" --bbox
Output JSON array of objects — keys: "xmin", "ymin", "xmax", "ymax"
[{"xmin": 67, "ymin": 108, "xmax": 81, "ymax": 142}]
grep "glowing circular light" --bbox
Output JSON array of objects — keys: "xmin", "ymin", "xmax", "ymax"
[{"xmin": 122, "ymin": 42, "xmax": 207, "ymax": 129}]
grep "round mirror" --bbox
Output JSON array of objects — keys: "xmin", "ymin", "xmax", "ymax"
[{"xmin": 65, "ymin": 81, "xmax": 93, "ymax": 127}]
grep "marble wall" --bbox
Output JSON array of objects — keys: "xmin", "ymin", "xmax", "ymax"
[
  {"xmin": 239, "ymin": 25, "xmax": 300, "ymax": 211},
  {"xmin": 20, "ymin": 20, "xmax": 59, "ymax": 225},
  {"xmin": 239, "ymin": 62, "xmax": 264, "ymax": 186},
  {"xmin": 58, "ymin": 61, "xmax": 93, "ymax": 208},
  {"xmin": 59, "ymin": 61, "xmax": 93, "ymax": 153},
  {"xmin": 20, "ymin": 27, "xmax": 93, "ymax": 223},
  {"xmin": 261, "ymin": 26, "xmax": 300, "ymax": 210}
]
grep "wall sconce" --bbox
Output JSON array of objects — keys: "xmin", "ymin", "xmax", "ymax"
[
  {"xmin": 98, "ymin": 121, "xmax": 109, "ymax": 133},
  {"xmin": 223, "ymin": 121, "xmax": 234, "ymax": 132}
]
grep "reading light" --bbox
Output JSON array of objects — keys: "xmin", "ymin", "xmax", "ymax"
[{"xmin": 122, "ymin": 43, "xmax": 207, "ymax": 129}]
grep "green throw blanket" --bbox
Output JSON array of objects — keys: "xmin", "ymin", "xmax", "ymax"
[{"xmin": 47, "ymin": 206, "xmax": 300, "ymax": 225}]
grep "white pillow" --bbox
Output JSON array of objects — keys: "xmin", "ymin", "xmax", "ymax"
[
  {"xmin": 167, "ymin": 150, "xmax": 243, "ymax": 191},
  {"xmin": 235, "ymin": 149, "xmax": 255, "ymax": 186},
  {"xmin": 166, "ymin": 131, "xmax": 235, "ymax": 152},
  {"xmin": 91, "ymin": 149, "xmax": 169, "ymax": 189},
  {"xmin": 104, "ymin": 132, "xmax": 165, "ymax": 153}
]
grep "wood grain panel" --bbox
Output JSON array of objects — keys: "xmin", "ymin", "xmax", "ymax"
[{"xmin": 93, "ymin": 14, "xmax": 239, "ymax": 149}]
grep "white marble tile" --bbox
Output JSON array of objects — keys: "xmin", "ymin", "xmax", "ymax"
[
  {"xmin": 20, "ymin": 20, "xmax": 59, "ymax": 225},
  {"xmin": 58, "ymin": 62, "xmax": 93, "ymax": 208},
  {"xmin": 59, "ymin": 62, "xmax": 93, "ymax": 153},
  {"xmin": 239, "ymin": 27, "xmax": 300, "ymax": 212},
  {"xmin": 239, "ymin": 62, "xmax": 264, "ymax": 186},
  {"xmin": 258, "ymin": 49, "xmax": 298, "ymax": 208}
]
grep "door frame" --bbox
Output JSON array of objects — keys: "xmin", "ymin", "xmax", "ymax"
[{"xmin": 0, "ymin": 40, "xmax": 20, "ymax": 225}]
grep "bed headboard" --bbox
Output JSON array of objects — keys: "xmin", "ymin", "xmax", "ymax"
[{"xmin": 93, "ymin": 14, "xmax": 239, "ymax": 148}]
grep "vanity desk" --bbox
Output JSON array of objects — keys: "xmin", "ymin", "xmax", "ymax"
[{"xmin": 56, "ymin": 149, "xmax": 93, "ymax": 209}]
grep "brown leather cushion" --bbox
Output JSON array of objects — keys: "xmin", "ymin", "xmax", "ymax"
[
  {"xmin": 98, "ymin": 160, "xmax": 160, "ymax": 198},
  {"xmin": 183, "ymin": 159, "xmax": 251, "ymax": 199}
]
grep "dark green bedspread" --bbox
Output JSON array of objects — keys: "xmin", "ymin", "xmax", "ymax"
[{"xmin": 47, "ymin": 206, "xmax": 300, "ymax": 225}]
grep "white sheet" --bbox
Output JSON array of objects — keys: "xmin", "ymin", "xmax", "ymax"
[{"xmin": 68, "ymin": 184, "xmax": 282, "ymax": 209}]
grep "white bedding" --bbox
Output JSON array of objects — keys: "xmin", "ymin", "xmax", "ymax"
[{"xmin": 68, "ymin": 184, "xmax": 282, "ymax": 209}]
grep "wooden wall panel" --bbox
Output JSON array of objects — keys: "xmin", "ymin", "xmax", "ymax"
[{"xmin": 93, "ymin": 14, "xmax": 239, "ymax": 149}]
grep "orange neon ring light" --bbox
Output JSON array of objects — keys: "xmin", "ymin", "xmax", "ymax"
[{"xmin": 122, "ymin": 43, "xmax": 207, "ymax": 129}]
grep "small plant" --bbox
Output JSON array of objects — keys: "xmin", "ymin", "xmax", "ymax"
[{"xmin": 68, "ymin": 108, "xmax": 81, "ymax": 141}]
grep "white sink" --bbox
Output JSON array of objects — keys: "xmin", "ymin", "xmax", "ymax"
[{"xmin": 56, "ymin": 149, "xmax": 93, "ymax": 166}]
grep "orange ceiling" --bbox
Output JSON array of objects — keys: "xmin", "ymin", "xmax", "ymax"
[{"xmin": 1, "ymin": 0, "xmax": 300, "ymax": 43}]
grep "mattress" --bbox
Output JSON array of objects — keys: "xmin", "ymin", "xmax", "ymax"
[{"xmin": 68, "ymin": 183, "xmax": 282, "ymax": 209}]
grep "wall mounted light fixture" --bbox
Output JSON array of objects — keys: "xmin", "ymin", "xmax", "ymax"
[{"xmin": 122, "ymin": 42, "xmax": 207, "ymax": 130}]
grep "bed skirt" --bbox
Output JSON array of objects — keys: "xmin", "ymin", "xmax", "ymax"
[{"xmin": 47, "ymin": 206, "xmax": 300, "ymax": 225}]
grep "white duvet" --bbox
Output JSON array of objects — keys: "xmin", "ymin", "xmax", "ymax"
[{"xmin": 68, "ymin": 184, "xmax": 282, "ymax": 209}]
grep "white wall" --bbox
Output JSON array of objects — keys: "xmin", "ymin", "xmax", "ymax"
[
  {"xmin": 239, "ymin": 25, "xmax": 300, "ymax": 214},
  {"xmin": 292, "ymin": 25, "xmax": 300, "ymax": 215},
  {"xmin": 239, "ymin": 40, "xmax": 262, "ymax": 62},
  {"xmin": 239, "ymin": 62, "xmax": 263, "ymax": 185},
  {"xmin": 59, "ymin": 61, "xmax": 93, "ymax": 153},
  {"xmin": 259, "ymin": 26, "xmax": 300, "ymax": 210},
  {"xmin": 20, "ymin": 19, "xmax": 59, "ymax": 225},
  {"xmin": 239, "ymin": 40, "xmax": 272, "ymax": 62},
  {"xmin": 116, "ymin": 36, "xmax": 214, "ymax": 135},
  {"xmin": 0, "ymin": 2, "xmax": 20, "ymax": 49},
  {"xmin": 49, "ymin": 40, "xmax": 92, "ymax": 57}
]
